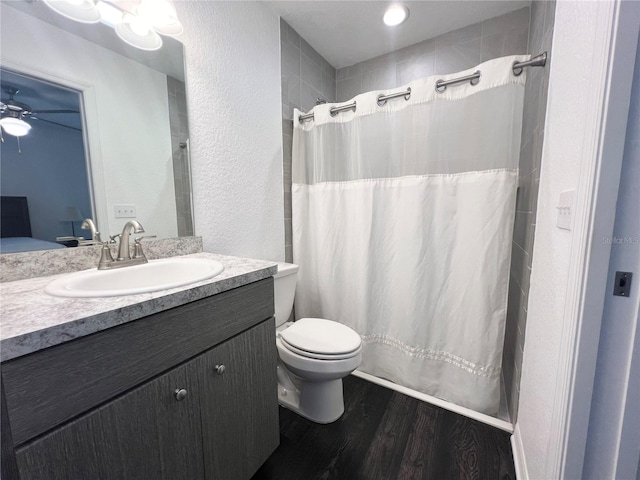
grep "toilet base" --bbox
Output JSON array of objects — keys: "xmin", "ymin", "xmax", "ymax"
[{"xmin": 277, "ymin": 364, "xmax": 345, "ymax": 424}]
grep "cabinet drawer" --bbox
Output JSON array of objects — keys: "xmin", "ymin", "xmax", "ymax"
[{"xmin": 2, "ymin": 277, "xmax": 273, "ymax": 446}]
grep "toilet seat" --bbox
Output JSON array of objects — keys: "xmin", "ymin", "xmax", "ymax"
[
  {"xmin": 280, "ymin": 337, "xmax": 361, "ymax": 360},
  {"xmin": 279, "ymin": 318, "xmax": 362, "ymax": 360}
]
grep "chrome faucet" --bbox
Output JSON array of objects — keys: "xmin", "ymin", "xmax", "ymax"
[
  {"xmin": 80, "ymin": 218, "xmax": 102, "ymax": 243},
  {"xmin": 117, "ymin": 220, "xmax": 145, "ymax": 261},
  {"xmin": 96, "ymin": 220, "xmax": 148, "ymax": 270}
]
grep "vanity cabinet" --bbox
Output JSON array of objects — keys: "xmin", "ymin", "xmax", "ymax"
[{"xmin": 1, "ymin": 278, "xmax": 279, "ymax": 480}]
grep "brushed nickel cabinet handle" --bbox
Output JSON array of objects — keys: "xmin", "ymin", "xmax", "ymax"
[{"xmin": 214, "ymin": 364, "xmax": 225, "ymax": 375}]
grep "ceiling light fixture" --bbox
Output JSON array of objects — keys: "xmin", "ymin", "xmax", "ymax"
[
  {"xmin": 0, "ymin": 116, "xmax": 32, "ymax": 137},
  {"xmin": 383, "ymin": 4, "xmax": 410, "ymax": 27},
  {"xmin": 136, "ymin": 0, "xmax": 183, "ymax": 36},
  {"xmin": 95, "ymin": 0, "xmax": 122, "ymax": 28},
  {"xmin": 42, "ymin": 0, "xmax": 183, "ymax": 52},
  {"xmin": 42, "ymin": 0, "xmax": 101, "ymax": 24},
  {"xmin": 116, "ymin": 13, "xmax": 163, "ymax": 51}
]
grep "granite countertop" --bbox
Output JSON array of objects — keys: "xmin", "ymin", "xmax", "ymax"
[{"xmin": 0, "ymin": 252, "xmax": 278, "ymax": 362}]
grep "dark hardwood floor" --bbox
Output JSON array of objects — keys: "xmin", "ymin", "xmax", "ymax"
[{"xmin": 252, "ymin": 375, "xmax": 515, "ymax": 480}]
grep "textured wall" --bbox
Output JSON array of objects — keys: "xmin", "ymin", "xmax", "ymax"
[
  {"xmin": 502, "ymin": 0, "xmax": 556, "ymax": 422},
  {"xmin": 175, "ymin": 1, "xmax": 284, "ymax": 261},
  {"xmin": 280, "ymin": 20, "xmax": 337, "ymax": 262},
  {"xmin": 335, "ymin": 7, "xmax": 530, "ymax": 102}
]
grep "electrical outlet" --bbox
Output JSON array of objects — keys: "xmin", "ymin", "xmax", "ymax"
[{"xmin": 114, "ymin": 204, "xmax": 136, "ymax": 218}]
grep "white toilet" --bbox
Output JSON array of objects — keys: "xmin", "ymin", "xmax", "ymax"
[{"xmin": 274, "ymin": 262, "xmax": 362, "ymax": 423}]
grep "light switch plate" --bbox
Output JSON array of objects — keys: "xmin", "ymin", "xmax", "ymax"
[
  {"xmin": 114, "ymin": 204, "xmax": 136, "ymax": 218},
  {"xmin": 556, "ymin": 189, "xmax": 575, "ymax": 230}
]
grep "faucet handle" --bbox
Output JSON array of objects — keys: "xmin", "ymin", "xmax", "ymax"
[
  {"xmin": 133, "ymin": 236, "xmax": 155, "ymax": 260},
  {"xmin": 134, "ymin": 235, "xmax": 157, "ymax": 244},
  {"xmin": 97, "ymin": 241, "xmax": 115, "ymax": 270},
  {"xmin": 109, "ymin": 234, "xmax": 120, "ymax": 244}
]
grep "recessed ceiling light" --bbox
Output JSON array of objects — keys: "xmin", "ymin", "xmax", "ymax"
[{"xmin": 383, "ymin": 4, "xmax": 409, "ymax": 27}]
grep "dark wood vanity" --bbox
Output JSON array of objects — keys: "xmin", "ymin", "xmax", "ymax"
[{"xmin": 1, "ymin": 278, "xmax": 279, "ymax": 480}]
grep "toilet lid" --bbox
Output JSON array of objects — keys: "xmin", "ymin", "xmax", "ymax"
[
  {"xmin": 279, "ymin": 337, "xmax": 361, "ymax": 360},
  {"xmin": 280, "ymin": 318, "xmax": 362, "ymax": 356}
]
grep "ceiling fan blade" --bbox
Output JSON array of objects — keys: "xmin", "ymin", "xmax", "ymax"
[
  {"xmin": 30, "ymin": 117, "xmax": 81, "ymax": 131},
  {"xmin": 29, "ymin": 109, "xmax": 79, "ymax": 114}
]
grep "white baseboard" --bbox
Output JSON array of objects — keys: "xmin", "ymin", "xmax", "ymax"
[{"xmin": 511, "ymin": 424, "xmax": 528, "ymax": 480}]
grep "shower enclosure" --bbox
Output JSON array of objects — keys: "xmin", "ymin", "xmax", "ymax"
[{"xmin": 291, "ymin": 55, "xmax": 535, "ymax": 415}]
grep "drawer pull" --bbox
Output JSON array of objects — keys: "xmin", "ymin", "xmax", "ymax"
[
  {"xmin": 174, "ymin": 388, "xmax": 188, "ymax": 401},
  {"xmin": 214, "ymin": 364, "xmax": 226, "ymax": 375}
]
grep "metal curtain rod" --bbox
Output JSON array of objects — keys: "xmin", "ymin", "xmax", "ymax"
[
  {"xmin": 298, "ymin": 102, "xmax": 356, "ymax": 122},
  {"xmin": 377, "ymin": 87, "xmax": 412, "ymax": 106},
  {"xmin": 435, "ymin": 52, "xmax": 548, "ymax": 93},
  {"xmin": 512, "ymin": 52, "xmax": 547, "ymax": 76},
  {"xmin": 298, "ymin": 52, "xmax": 547, "ymax": 123},
  {"xmin": 435, "ymin": 70, "xmax": 481, "ymax": 93}
]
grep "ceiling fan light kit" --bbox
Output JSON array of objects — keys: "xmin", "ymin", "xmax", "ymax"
[
  {"xmin": 42, "ymin": 0, "xmax": 183, "ymax": 51},
  {"xmin": 1, "ymin": 88, "xmax": 33, "ymax": 139},
  {"xmin": 0, "ymin": 85, "xmax": 80, "ymax": 144},
  {"xmin": 0, "ymin": 117, "xmax": 32, "ymax": 137}
]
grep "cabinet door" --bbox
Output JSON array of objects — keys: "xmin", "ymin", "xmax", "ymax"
[
  {"xmin": 15, "ymin": 361, "xmax": 205, "ymax": 480},
  {"xmin": 198, "ymin": 320, "xmax": 279, "ymax": 480}
]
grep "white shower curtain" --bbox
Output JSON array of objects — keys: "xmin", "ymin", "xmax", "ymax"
[{"xmin": 292, "ymin": 55, "xmax": 527, "ymax": 415}]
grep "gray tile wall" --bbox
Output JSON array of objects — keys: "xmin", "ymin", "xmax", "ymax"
[
  {"xmin": 167, "ymin": 76, "xmax": 194, "ymax": 237},
  {"xmin": 281, "ymin": 19, "xmax": 336, "ymax": 262},
  {"xmin": 502, "ymin": 0, "xmax": 555, "ymax": 421},
  {"xmin": 336, "ymin": 7, "xmax": 530, "ymax": 101}
]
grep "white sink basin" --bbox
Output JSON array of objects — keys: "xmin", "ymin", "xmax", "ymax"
[{"xmin": 45, "ymin": 257, "xmax": 225, "ymax": 298}]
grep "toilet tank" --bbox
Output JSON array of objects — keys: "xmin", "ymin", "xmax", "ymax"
[{"xmin": 273, "ymin": 262, "xmax": 299, "ymax": 327}]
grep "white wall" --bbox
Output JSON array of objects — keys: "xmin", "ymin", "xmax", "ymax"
[
  {"xmin": 1, "ymin": 5, "xmax": 177, "ymax": 240},
  {"xmin": 175, "ymin": 1, "xmax": 284, "ymax": 261},
  {"xmin": 514, "ymin": 5, "xmax": 585, "ymax": 475},
  {"xmin": 515, "ymin": 1, "xmax": 639, "ymax": 478}
]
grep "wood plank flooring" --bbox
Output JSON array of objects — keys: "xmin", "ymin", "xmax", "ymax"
[{"xmin": 252, "ymin": 375, "xmax": 515, "ymax": 480}]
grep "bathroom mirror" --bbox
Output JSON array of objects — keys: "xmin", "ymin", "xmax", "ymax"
[{"xmin": 0, "ymin": 0, "xmax": 193, "ymax": 253}]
